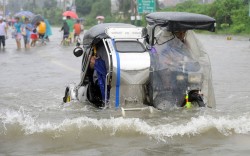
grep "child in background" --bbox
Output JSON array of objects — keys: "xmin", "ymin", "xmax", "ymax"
[
  {"xmin": 30, "ymin": 28, "xmax": 38, "ymax": 47},
  {"xmin": 60, "ymin": 21, "xmax": 70, "ymax": 45},
  {"xmin": 22, "ymin": 18, "xmax": 33, "ymax": 49},
  {"xmin": 73, "ymin": 19, "xmax": 81, "ymax": 43},
  {"xmin": 14, "ymin": 17, "xmax": 22, "ymax": 50}
]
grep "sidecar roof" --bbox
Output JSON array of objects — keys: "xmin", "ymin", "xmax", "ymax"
[
  {"xmin": 82, "ymin": 23, "xmax": 136, "ymax": 47},
  {"xmin": 146, "ymin": 12, "xmax": 216, "ymax": 32}
]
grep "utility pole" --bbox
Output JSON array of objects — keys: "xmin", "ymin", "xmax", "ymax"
[
  {"xmin": 63, "ymin": 0, "xmax": 66, "ymax": 11},
  {"xmin": 33, "ymin": 0, "xmax": 36, "ymax": 8},
  {"xmin": 130, "ymin": 0, "xmax": 137, "ymax": 25},
  {"xmin": 72, "ymin": 0, "xmax": 76, "ymax": 12}
]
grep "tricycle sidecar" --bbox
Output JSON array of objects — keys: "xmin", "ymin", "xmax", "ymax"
[{"xmin": 64, "ymin": 23, "xmax": 150, "ymax": 109}]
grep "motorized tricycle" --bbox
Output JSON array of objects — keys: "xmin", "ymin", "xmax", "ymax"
[{"xmin": 63, "ymin": 12, "xmax": 216, "ymax": 111}]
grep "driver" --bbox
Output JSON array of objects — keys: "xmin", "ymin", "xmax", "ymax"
[{"xmin": 173, "ymin": 30, "xmax": 186, "ymax": 43}]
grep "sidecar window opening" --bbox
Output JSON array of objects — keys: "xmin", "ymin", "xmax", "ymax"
[
  {"xmin": 95, "ymin": 41, "xmax": 109, "ymax": 71},
  {"xmin": 115, "ymin": 41, "xmax": 146, "ymax": 53}
]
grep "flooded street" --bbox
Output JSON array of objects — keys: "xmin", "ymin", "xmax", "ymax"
[{"xmin": 1, "ymin": 28, "xmax": 250, "ymax": 156}]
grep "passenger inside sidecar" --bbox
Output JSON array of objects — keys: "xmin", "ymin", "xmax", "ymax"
[{"xmin": 86, "ymin": 42, "xmax": 110, "ymax": 108}]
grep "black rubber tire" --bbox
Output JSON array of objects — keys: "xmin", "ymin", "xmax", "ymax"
[
  {"xmin": 63, "ymin": 87, "xmax": 69, "ymax": 103},
  {"xmin": 181, "ymin": 91, "xmax": 205, "ymax": 107},
  {"xmin": 189, "ymin": 92, "xmax": 205, "ymax": 107}
]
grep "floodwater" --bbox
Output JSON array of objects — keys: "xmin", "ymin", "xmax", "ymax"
[{"xmin": 0, "ymin": 28, "xmax": 250, "ymax": 156}]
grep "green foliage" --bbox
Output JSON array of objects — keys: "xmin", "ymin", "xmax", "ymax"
[
  {"xmin": 8, "ymin": 0, "xmax": 63, "ymax": 26},
  {"xmin": 43, "ymin": 0, "xmax": 57, "ymax": 9},
  {"xmin": 89, "ymin": 0, "xmax": 111, "ymax": 17},
  {"xmin": 76, "ymin": 0, "xmax": 95, "ymax": 16},
  {"xmin": 162, "ymin": 0, "xmax": 250, "ymax": 34},
  {"xmin": 117, "ymin": 0, "xmax": 131, "ymax": 18},
  {"xmin": 7, "ymin": 0, "xmax": 23, "ymax": 13},
  {"xmin": 231, "ymin": 24, "xmax": 245, "ymax": 33},
  {"xmin": 77, "ymin": 0, "xmax": 119, "ymax": 26},
  {"xmin": 220, "ymin": 23, "xmax": 230, "ymax": 29}
]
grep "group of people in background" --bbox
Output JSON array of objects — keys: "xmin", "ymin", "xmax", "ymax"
[
  {"xmin": 0, "ymin": 15, "xmax": 83, "ymax": 50},
  {"xmin": 61, "ymin": 16, "xmax": 84, "ymax": 45},
  {"xmin": 12, "ymin": 16, "xmax": 52, "ymax": 50}
]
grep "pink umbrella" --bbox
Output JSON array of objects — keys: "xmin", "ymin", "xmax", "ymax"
[
  {"xmin": 96, "ymin": 16, "xmax": 105, "ymax": 20},
  {"xmin": 62, "ymin": 11, "xmax": 78, "ymax": 19}
]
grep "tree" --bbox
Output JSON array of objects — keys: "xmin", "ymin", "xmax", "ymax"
[
  {"xmin": 76, "ymin": 0, "xmax": 95, "ymax": 16},
  {"xmin": 90, "ymin": 0, "xmax": 111, "ymax": 17},
  {"xmin": 32, "ymin": 0, "xmax": 37, "ymax": 8},
  {"xmin": 7, "ymin": 0, "xmax": 23, "ymax": 13},
  {"xmin": 162, "ymin": 0, "xmax": 250, "ymax": 34},
  {"xmin": 44, "ymin": 0, "xmax": 57, "ymax": 9},
  {"xmin": 117, "ymin": 0, "xmax": 131, "ymax": 16}
]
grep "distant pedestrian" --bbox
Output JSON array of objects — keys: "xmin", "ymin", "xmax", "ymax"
[
  {"xmin": 14, "ymin": 17, "xmax": 22, "ymax": 50},
  {"xmin": 73, "ymin": 19, "xmax": 81, "ymax": 42},
  {"xmin": 0, "ymin": 16, "xmax": 7, "ymax": 49},
  {"xmin": 66, "ymin": 16, "xmax": 74, "ymax": 43},
  {"xmin": 36, "ymin": 21, "xmax": 46, "ymax": 45},
  {"xmin": 60, "ymin": 21, "xmax": 70, "ymax": 45},
  {"xmin": 36, "ymin": 21, "xmax": 46, "ymax": 39},
  {"xmin": 22, "ymin": 18, "xmax": 33, "ymax": 49},
  {"xmin": 3, "ymin": 18, "xmax": 8, "ymax": 31},
  {"xmin": 30, "ymin": 28, "xmax": 38, "ymax": 47}
]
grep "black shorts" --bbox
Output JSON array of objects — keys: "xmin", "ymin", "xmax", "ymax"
[
  {"xmin": 63, "ymin": 34, "xmax": 69, "ymax": 39},
  {"xmin": 39, "ymin": 33, "xmax": 45, "ymax": 39}
]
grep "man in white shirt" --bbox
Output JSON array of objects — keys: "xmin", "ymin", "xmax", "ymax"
[{"xmin": 0, "ymin": 16, "xmax": 7, "ymax": 49}]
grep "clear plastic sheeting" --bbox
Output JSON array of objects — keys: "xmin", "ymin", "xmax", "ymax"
[{"xmin": 148, "ymin": 26, "xmax": 215, "ymax": 109}]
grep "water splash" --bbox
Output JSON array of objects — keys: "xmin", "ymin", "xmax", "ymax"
[{"xmin": 1, "ymin": 108, "xmax": 250, "ymax": 142}]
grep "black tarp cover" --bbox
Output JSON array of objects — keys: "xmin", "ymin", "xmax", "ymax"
[{"xmin": 146, "ymin": 12, "xmax": 216, "ymax": 32}]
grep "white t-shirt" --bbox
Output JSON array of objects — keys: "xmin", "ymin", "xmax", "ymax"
[{"xmin": 0, "ymin": 22, "xmax": 6, "ymax": 36}]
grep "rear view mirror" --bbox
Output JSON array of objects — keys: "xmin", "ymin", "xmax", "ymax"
[
  {"xmin": 73, "ymin": 47, "xmax": 83, "ymax": 57},
  {"xmin": 142, "ymin": 27, "xmax": 147, "ymax": 38}
]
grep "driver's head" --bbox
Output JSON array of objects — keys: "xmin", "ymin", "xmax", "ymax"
[{"xmin": 174, "ymin": 31, "xmax": 187, "ymax": 42}]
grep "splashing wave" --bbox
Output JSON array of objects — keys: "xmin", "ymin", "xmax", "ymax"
[{"xmin": 1, "ymin": 108, "xmax": 250, "ymax": 141}]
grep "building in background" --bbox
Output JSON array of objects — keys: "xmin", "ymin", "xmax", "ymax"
[
  {"xmin": 111, "ymin": 0, "xmax": 119, "ymax": 14},
  {"xmin": 200, "ymin": 0, "xmax": 214, "ymax": 3},
  {"xmin": 57, "ymin": 0, "xmax": 75, "ymax": 11},
  {"xmin": 0, "ymin": 0, "xmax": 7, "ymax": 17}
]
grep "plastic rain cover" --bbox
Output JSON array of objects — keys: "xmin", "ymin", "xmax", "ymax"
[{"xmin": 148, "ymin": 26, "xmax": 215, "ymax": 110}]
